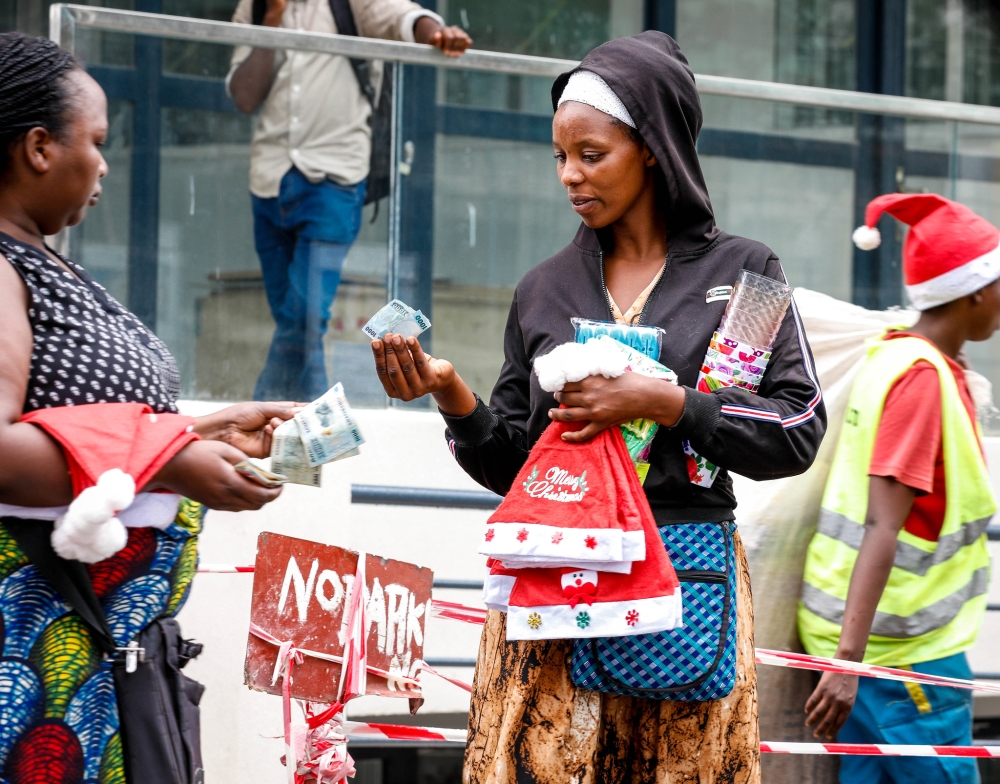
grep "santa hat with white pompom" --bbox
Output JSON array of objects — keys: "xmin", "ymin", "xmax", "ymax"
[
  {"xmin": 853, "ymin": 193, "xmax": 1000, "ymax": 311},
  {"xmin": 21, "ymin": 402, "xmax": 199, "ymax": 563}
]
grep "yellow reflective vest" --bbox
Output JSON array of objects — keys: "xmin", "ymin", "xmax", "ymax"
[{"xmin": 798, "ymin": 335, "xmax": 995, "ymax": 666}]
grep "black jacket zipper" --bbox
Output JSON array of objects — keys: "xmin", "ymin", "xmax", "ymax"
[{"xmin": 598, "ymin": 249, "xmax": 668, "ymax": 327}]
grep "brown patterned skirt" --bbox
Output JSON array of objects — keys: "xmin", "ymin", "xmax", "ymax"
[{"xmin": 464, "ymin": 532, "xmax": 760, "ymax": 784}]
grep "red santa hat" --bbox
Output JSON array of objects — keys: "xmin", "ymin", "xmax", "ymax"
[
  {"xmin": 852, "ymin": 193, "xmax": 1000, "ymax": 311},
  {"xmin": 480, "ymin": 420, "xmax": 645, "ymax": 566},
  {"xmin": 483, "ymin": 558, "xmax": 516, "ymax": 612},
  {"xmin": 22, "ymin": 403, "xmax": 198, "ymax": 562},
  {"xmin": 504, "ymin": 470, "xmax": 681, "ymax": 640}
]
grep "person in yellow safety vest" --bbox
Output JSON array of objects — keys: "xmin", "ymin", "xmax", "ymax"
[{"xmin": 798, "ymin": 192, "xmax": 1000, "ymax": 784}]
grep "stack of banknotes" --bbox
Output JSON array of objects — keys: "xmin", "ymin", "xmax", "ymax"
[
  {"xmin": 237, "ymin": 382, "xmax": 364, "ymax": 488},
  {"xmin": 362, "ymin": 299, "xmax": 431, "ymax": 340}
]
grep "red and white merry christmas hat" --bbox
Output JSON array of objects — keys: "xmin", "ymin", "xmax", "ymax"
[
  {"xmin": 505, "ymin": 464, "xmax": 681, "ymax": 640},
  {"xmin": 493, "ymin": 423, "xmax": 646, "ymax": 572},
  {"xmin": 852, "ymin": 193, "xmax": 1000, "ymax": 311},
  {"xmin": 480, "ymin": 420, "xmax": 644, "ymax": 566},
  {"xmin": 483, "ymin": 558, "xmax": 516, "ymax": 612}
]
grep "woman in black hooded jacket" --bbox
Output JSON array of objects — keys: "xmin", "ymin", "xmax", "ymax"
[{"xmin": 372, "ymin": 32, "xmax": 824, "ymax": 783}]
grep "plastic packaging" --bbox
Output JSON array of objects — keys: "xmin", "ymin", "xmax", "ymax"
[
  {"xmin": 571, "ymin": 329, "xmax": 677, "ymax": 485},
  {"xmin": 685, "ymin": 270, "xmax": 793, "ymax": 487},
  {"xmin": 572, "ymin": 318, "xmax": 664, "ymax": 362}
]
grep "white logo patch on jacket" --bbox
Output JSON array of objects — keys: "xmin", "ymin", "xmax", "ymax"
[{"xmin": 706, "ymin": 286, "xmax": 733, "ymax": 304}]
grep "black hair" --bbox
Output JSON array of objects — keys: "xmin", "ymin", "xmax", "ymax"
[
  {"xmin": 0, "ymin": 32, "xmax": 79, "ymax": 174},
  {"xmin": 610, "ymin": 115, "xmax": 644, "ymax": 147}
]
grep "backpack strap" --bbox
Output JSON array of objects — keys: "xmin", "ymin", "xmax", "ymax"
[
  {"xmin": 248, "ymin": 0, "xmax": 376, "ymax": 105},
  {"xmin": 327, "ymin": 0, "xmax": 377, "ymax": 104}
]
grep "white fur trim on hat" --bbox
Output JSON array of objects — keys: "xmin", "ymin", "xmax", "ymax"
[
  {"xmin": 51, "ymin": 468, "xmax": 134, "ymax": 563},
  {"xmin": 483, "ymin": 572, "xmax": 515, "ymax": 612},
  {"xmin": 906, "ymin": 238, "xmax": 1000, "ymax": 310},
  {"xmin": 852, "ymin": 224, "xmax": 882, "ymax": 250},
  {"xmin": 506, "ymin": 593, "xmax": 682, "ymax": 640},
  {"xmin": 533, "ymin": 339, "xmax": 631, "ymax": 392},
  {"xmin": 499, "ymin": 558, "xmax": 634, "ymax": 574},
  {"xmin": 557, "ymin": 70, "xmax": 636, "ymax": 129}
]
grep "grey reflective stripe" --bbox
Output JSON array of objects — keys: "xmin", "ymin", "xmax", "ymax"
[
  {"xmin": 802, "ymin": 566, "xmax": 990, "ymax": 638},
  {"xmin": 816, "ymin": 509, "xmax": 993, "ymax": 577}
]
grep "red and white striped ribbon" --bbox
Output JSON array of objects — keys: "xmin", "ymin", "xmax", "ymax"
[
  {"xmin": 428, "ymin": 599, "xmax": 489, "ymax": 625},
  {"xmin": 341, "ymin": 722, "xmax": 1000, "ymax": 757},
  {"xmin": 756, "ymin": 648, "xmax": 1000, "ymax": 695},
  {"xmin": 760, "ymin": 742, "xmax": 1000, "ymax": 758},
  {"xmin": 202, "ymin": 572, "xmax": 1000, "ymax": 694},
  {"xmin": 343, "ymin": 721, "xmax": 467, "ymax": 744}
]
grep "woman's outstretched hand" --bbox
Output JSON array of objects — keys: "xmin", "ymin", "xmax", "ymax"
[
  {"xmin": 151, "ymin": 440, "xmax": 283, "ymax": 511},
  {"xmin": 371, "ymin": 333, "xmax": 477, "ymax": 416},
  {"xmin": 194, "ymin": 401, "xmax": 302, "ymax": 458},
  {"xmin": 549, "ymin": 373, "xmax": 686, "ymax": 442}
]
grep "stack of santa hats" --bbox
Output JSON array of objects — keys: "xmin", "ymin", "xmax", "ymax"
[{"xmin": 480, "ymin": 341, "xmax": 682, "ymax": 641}]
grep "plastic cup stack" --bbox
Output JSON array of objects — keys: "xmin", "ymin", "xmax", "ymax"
[{"xmin": 717, "ymin": 270, "xmax": 793, "ymax": 350}]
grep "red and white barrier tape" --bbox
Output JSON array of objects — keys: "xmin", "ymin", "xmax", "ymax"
[
  {"xmin": 429, "ymin": 599, "xmax": 489, "ymax": 625},
  {"xmin": 200, "ymin": 569, "xmax": 1000, "ymax": 694},
  {"xmin": 759, "ymin": 742, "xmax": 1000, "ymax": 758},
  {"xmin": 755, "ymin": 648, "xmax": 1000, "ymax": 695},
  {"xmin": 344, "ymin": 721, "xmax": 467, "ymax": 744},
  {"xmin": 342, "ymin": 722, "xmax": 1000, "ymax": 757}
]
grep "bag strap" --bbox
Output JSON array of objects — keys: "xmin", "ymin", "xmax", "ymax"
[
  {"xmin": 1, "ymin": 517, "xmax": 118, "ymax": 655},
  {"xmin": 327, "ymin": 0, "xmax": 377, "ymax": 104},
  {"xmin": 250, "ymin": 0, "xmax": 376, "ymax": 105}
]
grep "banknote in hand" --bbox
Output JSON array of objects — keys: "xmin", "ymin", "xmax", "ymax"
[
  {"xmin": 234, "ymin": 460, "xmax": 288, "ymax": 488},
  {"xmin": 294, "ymin": 382, "xmax": 366, "ymax": 467},
  {"xmin": 270, "ymin": 419, "xmax": 323, "ymax": 487},
  {"xmin": 362, "ymin": 299, "xmax": 431, "ymax": 340}
]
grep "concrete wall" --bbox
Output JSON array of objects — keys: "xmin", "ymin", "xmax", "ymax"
[{"xmin": 175, "ymin": 400, "xmax": 1000, "ymax": 783}]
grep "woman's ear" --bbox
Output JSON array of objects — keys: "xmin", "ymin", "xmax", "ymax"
[
  {"xmin": 20, "ymin": 128, "xmax": 55, "ymax": 175},
  {"xmin": 643, "ymin": 144, "xmax": 657, "ymax": 168}
]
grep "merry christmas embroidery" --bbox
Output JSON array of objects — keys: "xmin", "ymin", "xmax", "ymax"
[{"xmin": 522, "ymin": 466, "xmax": 590, "ymax": 502}]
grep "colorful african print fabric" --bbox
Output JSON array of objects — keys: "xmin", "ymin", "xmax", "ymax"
[{"xmin": 0, "ymin": 499, "xmax": 204, "ymax": 784}]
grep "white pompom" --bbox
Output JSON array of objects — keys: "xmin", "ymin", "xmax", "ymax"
[
  {"xmin": 51, "ymin": 469, "xmax": 135, "ymax": 563},
  {"xmin": 852, "ymin": 225, "xmax": 882, "ymax": 250},
  {"xmin": 533, "ymin": 339, "xmax": 630, "ymax": 392},
  {"xmin": 95, "ymin": 468, "xmax": 136, "ymax": 511}
]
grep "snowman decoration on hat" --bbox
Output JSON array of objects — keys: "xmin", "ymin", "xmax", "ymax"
[{"xmin": 561, "ymin": 568, "xmax": 598, "ymax": 608}]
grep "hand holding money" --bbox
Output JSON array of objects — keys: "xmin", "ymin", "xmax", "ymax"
[
  {"xmin": 370, "ymin": 332, "xmax": 478, "ymax": 418},
  {"xmin": 234, "ymin": 460, "xmax": 288, "ymax": 488},
  {"xmin": 363, "ymin": 299, "xmax": 431, "ymax": 341},
  {"xmin": 294, "ymin": 382, "xmax": 365, "ymax": 466},
  {"xmin": 264, "ymin": 385, "xmax": 364, "ymax": 486}
]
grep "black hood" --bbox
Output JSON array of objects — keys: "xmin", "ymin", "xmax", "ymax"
[{"xmin": 551, "ymin": 31, "xmax": 719, "ymax": 254}]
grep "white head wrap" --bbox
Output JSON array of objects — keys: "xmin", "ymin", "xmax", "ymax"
[{"xmin": 557, "ymin": 70, "xmax": 636, "ymax": 129}]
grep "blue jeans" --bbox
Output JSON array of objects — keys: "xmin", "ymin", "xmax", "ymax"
[
  {"xmin": 251, "ymin": 167, "xmax": 366, "ymax": 401},
  {"xmin": 838, "ymin": 652, "xmax": 979, "ymax": 784}
]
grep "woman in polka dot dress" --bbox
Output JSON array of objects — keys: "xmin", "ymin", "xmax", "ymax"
[{"xmin": 0, "ymin": 34, "xmax": 295, "ymax": 783}]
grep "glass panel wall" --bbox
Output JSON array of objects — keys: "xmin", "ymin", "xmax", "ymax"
[
  {"xmin": 50, "ymin": 9, "xmax": 1000, "ymax": 414},
  {"xmin": 68, "ymin": 31, "xmax": 389, "ymax": 404}
]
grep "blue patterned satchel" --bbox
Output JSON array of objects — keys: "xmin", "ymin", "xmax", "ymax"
[{"xmin": 570, "ymin": 521, "xmax": 737, "ymax": 701}]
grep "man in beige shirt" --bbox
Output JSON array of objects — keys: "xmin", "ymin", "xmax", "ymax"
[{"xmin": 227, "ymin": 0, "xmax": 469, "ymax": 401}]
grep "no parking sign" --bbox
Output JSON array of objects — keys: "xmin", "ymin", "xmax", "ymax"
[{"xmin": 244, "ymin": 532, "xmax": 433, "ymax": 702}]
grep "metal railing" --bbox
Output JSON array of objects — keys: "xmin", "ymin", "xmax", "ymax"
[
  {"xmin": 52, "ymin": 0, "xmax": 1000, "ymax": 682},
  {"xmin": 51, "ymin": 3, "xmax": 1000, "ymax": 126}
]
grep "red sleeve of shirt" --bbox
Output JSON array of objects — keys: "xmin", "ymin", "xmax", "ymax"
[{"xmin": 869, "ymin": 361, "xmax": 941, "ymax": 495}]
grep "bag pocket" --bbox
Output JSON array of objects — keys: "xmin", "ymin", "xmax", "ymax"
[
  {"xmin": 570, "ymin": 521, "xmax": 737, "ymax": 701},
  {"xmin": 113, "ymin": 619, "xmax": 205, "ymax": 784}
]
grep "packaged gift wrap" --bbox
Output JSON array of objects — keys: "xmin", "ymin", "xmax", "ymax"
[
  {"xmin": 685, "ymin": 270, "xmax": 793, "ymax": 487},
  {"xmin": 571, "ymin": 327, "xmax": 677, "ymax": 483}
]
